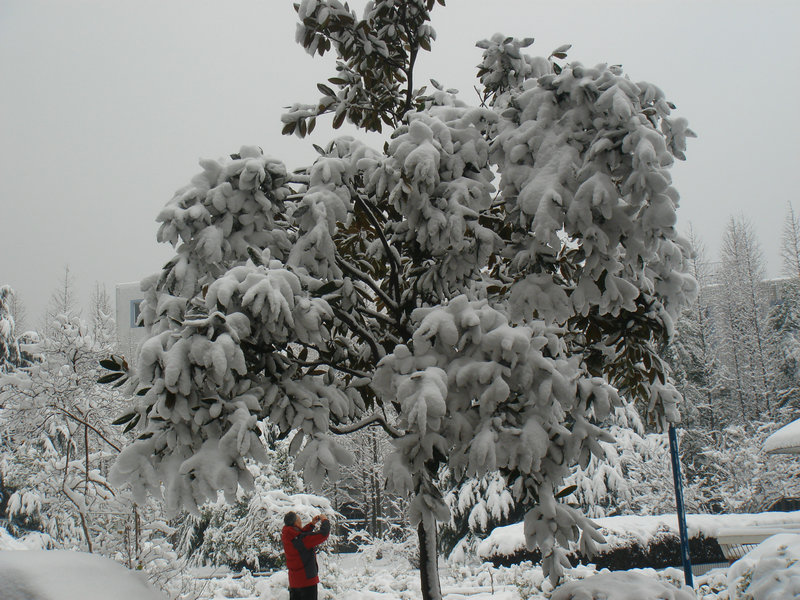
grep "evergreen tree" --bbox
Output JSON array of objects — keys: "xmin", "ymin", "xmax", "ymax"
[
  {"xmin": 43, "ymin": 266, "xmax": 79, "ymax": 338},
  {"xmin": 764, "ymin": 205, "xmax": 800, "ymax": 412},
  {"xmin": 781, "ymin": 202, "xmax": 800, "ymax": 280},
  {"xmin": 714, "ymin": 217, "xmax": 778, "ymax": 421},
  {"xmin": 0, "ymin": 286, "xmax": 23, "ymax": 374},
  {"xmin": 104, "ymin": 4, "xmax": 695, "ymax": 595},
  {"xmin": 669, "ymin": 229, "xmax": 722, "ymax": 428}
]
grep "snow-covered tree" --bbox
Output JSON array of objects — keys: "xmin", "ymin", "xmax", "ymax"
[
  {"xmin": 105, "ymin": 4, "xmax": 695, "ymax": 596},
  {"xmin": 0, "ymin": 312, "xmax": 126, "ymax": 552},
  {"xmin": 702, "ymin": 422, "xmax": 800, "ymax": 513},
  {"xmin": 713, "ymin": 217, "xmax": 779, "ymax": 421},
  {"xmin": 781, "ymin": 202, "xmax": 800, "ymax": 280},
  {"xmin": 7, "ymin": 290, "xmax": 28, "ymax": 339},
  {"xmin": 175, "ymin": 440, "xmax": 332, "ymax": 571},
  {"xmin": 668, "ymin": 229, "xmax": 722, "ymax": 428},
  {"xmin": 42, "ymin": 266, "xmax": 79, "ymax": 337},
  {"xmin": 0, "ymin": 286, "xmax": 23, "ymax": 374}
]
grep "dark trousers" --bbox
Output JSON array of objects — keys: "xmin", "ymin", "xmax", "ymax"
[{"xmin": 289, "ymin": 585, "xmax": 317, "ymax": 600}]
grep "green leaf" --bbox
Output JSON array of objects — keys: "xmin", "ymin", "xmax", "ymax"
[
  {"xmin": 123, "ymin": 414, "xmax": 141, "ymax": 433},
  {"xmin": 317, "ymin": 83, "xmax": 336, "ymax": 97},
  {"xmin": 316, "ymin": 280, "xmax": 340, "ymax": 295},
  {"xmin": 136, "ymin": 387, "xmax": 151, "ymax": 396},
  {"xmin": 112, "ymin": 412, "xmax": 137, "ymax": 426},
  {"xmin": 99, "ymin": 358, "xmax": 122, "ymax": 371},
  {"xmin": 138, "ymin": 432, "xmax": 154, "ymax": 441},
  {"xmin": 332, "ymin": 110, "xmax": 346, "ymax": 129},
  {"xmin": 282, "ymin": 122, "xmax": 296, "ymax": 136},
  {"xmin": 98, "ymin": 372, "xmax": 124, "ymax": 384}
]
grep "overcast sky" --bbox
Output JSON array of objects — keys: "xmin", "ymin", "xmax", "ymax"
[{"xmin": 1, "ymin": 0, "xmax": 799, "ymax": 329}]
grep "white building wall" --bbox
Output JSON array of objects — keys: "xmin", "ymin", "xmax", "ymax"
[{"xmin": 115, "ymin": 282, "xmax": 146, "ymax": 363}]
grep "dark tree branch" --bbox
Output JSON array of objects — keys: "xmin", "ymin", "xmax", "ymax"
[
  {"xmin": 336, "ymin": 257, "xmax": 398, "ymax": 311},
  {"xmin": 55, "ymin": 407, "xmax": 122, "ymax": 453},
  {"xmin": 355, "ymin": 194, "xmax": 404, "ymax": 311},
  {"xmin": 330, "ymin": 412, "xmax": 402, "ymax": 438},
  {"xmin": 332, "ymin": 307, "xmax": 385, "ymax": 362}
]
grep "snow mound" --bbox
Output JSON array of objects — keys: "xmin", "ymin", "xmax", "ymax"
[
  {"xmin": 727, "ymin": 533, "xmax": 800, "ymax": 599},
  {"xmin": 0, "ymin": 550, "xmax": 165, "ymax": 600},
  {"xmin": 0, "ymin": 527, "xmax": 50, "ymax": 551},
  {"xmin": 551, "ymin": 571, "xmax": 694, "ymax": 600}
]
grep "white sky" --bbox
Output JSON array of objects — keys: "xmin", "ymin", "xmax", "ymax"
[{"xmin": 1, "ymin": 0, "xmax": 799, "ymax": 328}]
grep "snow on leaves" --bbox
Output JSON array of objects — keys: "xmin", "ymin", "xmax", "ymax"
[
  {"xmin": 110, "ymin": 33, "xmax": 695, "ymax": 587},
  {"xmin": 374, "ymin": 296, "xmax": 619, "ymax": 576}
]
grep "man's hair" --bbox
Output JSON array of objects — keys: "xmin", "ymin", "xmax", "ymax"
[{"xmin": 284, "ymin": 511, "xmax": 298, "ymax": 527}]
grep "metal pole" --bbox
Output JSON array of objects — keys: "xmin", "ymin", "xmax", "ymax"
[{"xmin": 668, "ymin": 424, "xmax": 693, "ymax": 588}]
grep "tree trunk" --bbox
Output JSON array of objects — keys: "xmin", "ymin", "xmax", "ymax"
[{"xmin": 417, "ymin": 516, "xmax": 442, "ymax": 600}]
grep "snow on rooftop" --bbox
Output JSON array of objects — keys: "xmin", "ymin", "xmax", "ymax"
[{"xmin": 764, "ymin": 418, "xmax": 800, "ymax": 454}]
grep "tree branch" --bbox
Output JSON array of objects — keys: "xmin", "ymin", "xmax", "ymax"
[
  {"xmin": 55, "ymin": 407, "xmax": 121, "ymax": 452},
  {"xmin": 332, "ymin": 307, "xmax": 385, "ymax": 362},
  {"xmin": 336, "ymin": 257, "xmax": 398, "ymax": 311},
  {"xmin": 330, "ymin": 412, "xmax": 402, "ymax": 438},
  {"xmin": 296, "ymin": 359, "xmax": 369, "ymax": 379},
  {"xmin": 355, "ymin": 194, "xmax": 403, "ymax": 310}
]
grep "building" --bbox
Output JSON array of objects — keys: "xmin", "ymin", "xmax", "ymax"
[{"xmin": 115, "ymin": 282, "xmax": 146, "ymax": 362}]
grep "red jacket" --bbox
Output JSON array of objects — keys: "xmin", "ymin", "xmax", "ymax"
[{"xmin": 281, "ymin": 520, "xmax": 331, "ymax": 588}]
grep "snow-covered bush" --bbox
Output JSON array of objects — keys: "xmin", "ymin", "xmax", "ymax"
[
  {"xmin": 180, "ymin": 456, "xmax": 331, "ymax": 571},
  {"xmin": 727, "ymin": 533, "xmax": 800, "ymax": 600},
  {"xmin": 701, "ymin": 423, "xmax": 800, "ymax": 513},
  {"xmin": 551, "ymin": 571, "xmax": 694, "ymax": 600}
]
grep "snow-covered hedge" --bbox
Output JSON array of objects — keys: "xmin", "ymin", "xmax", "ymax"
[{"xmin": 478, "ymin": 511, "xmax": 800, "ymax": 570}]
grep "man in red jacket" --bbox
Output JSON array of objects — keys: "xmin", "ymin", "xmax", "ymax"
[{"xmin": 281, "ymin": 511, "xmax": 331, "ymax": 599}]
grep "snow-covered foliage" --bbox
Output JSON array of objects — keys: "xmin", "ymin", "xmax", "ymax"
[
  {"xmin": 107, "ymin": 4, "xmax": 694, "ymax": 595},
  {"xmin": 0, "ymin": 314, "xmax": 124, "ymax": 550},
  {"xmin": 551, "ymin": 571, "xmax": 694, "ymax": 600},
  {"xmin": 726, "ymin": 533, "xmax": 800, "ymax": 600},
  {"xmin": 700, "ymin": 422, "xmax": 800, "ymax": 513},
  {"xmin": 176, "ymin": 442, "xmax": 332, "ymax": 571},
  {"xmin": 477, "ymin": 510, "xmax": 800, "ymax": 563},
  {"xmin": 0, "ymin": 286, "xmax": 23, "ymax": 373}
]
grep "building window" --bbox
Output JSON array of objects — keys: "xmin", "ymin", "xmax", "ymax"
[{"xmin": 130, "ymin": 299, "xmax": 144, "ymax": 328}]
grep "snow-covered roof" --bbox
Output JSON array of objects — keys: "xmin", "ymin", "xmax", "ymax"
[{"xmin": 764, "ymin": 418, "xmax": 800, "ymax": 455}]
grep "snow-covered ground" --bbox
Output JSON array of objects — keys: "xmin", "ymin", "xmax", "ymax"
[
  {"xmin": 3, "ymin": 522, "xmax": 800, "ymax": 599},
  {"xmin": 0, "ymin": 549, "xmax": 165, "ymax": 600}
]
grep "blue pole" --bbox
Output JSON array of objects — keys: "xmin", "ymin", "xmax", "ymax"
[{"xmin": 668, "ymin": 424, "xmax": 693, "ymax": 588}]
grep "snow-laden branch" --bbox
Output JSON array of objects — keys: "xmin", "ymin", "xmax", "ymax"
[
  {"xmin": 336, "ymin": 257, "xmax": 398, "ymax": 313},
  {"xmin": 55, "ymin": 407, "xmax": 121, "ymax": 452},
  {"xmin": 330, "ymin": 411, "xmax": 402, "ymax": 439},
  {"xmin": 332, "ymin": 307, "xmax": 385, "ymax": 362}
]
